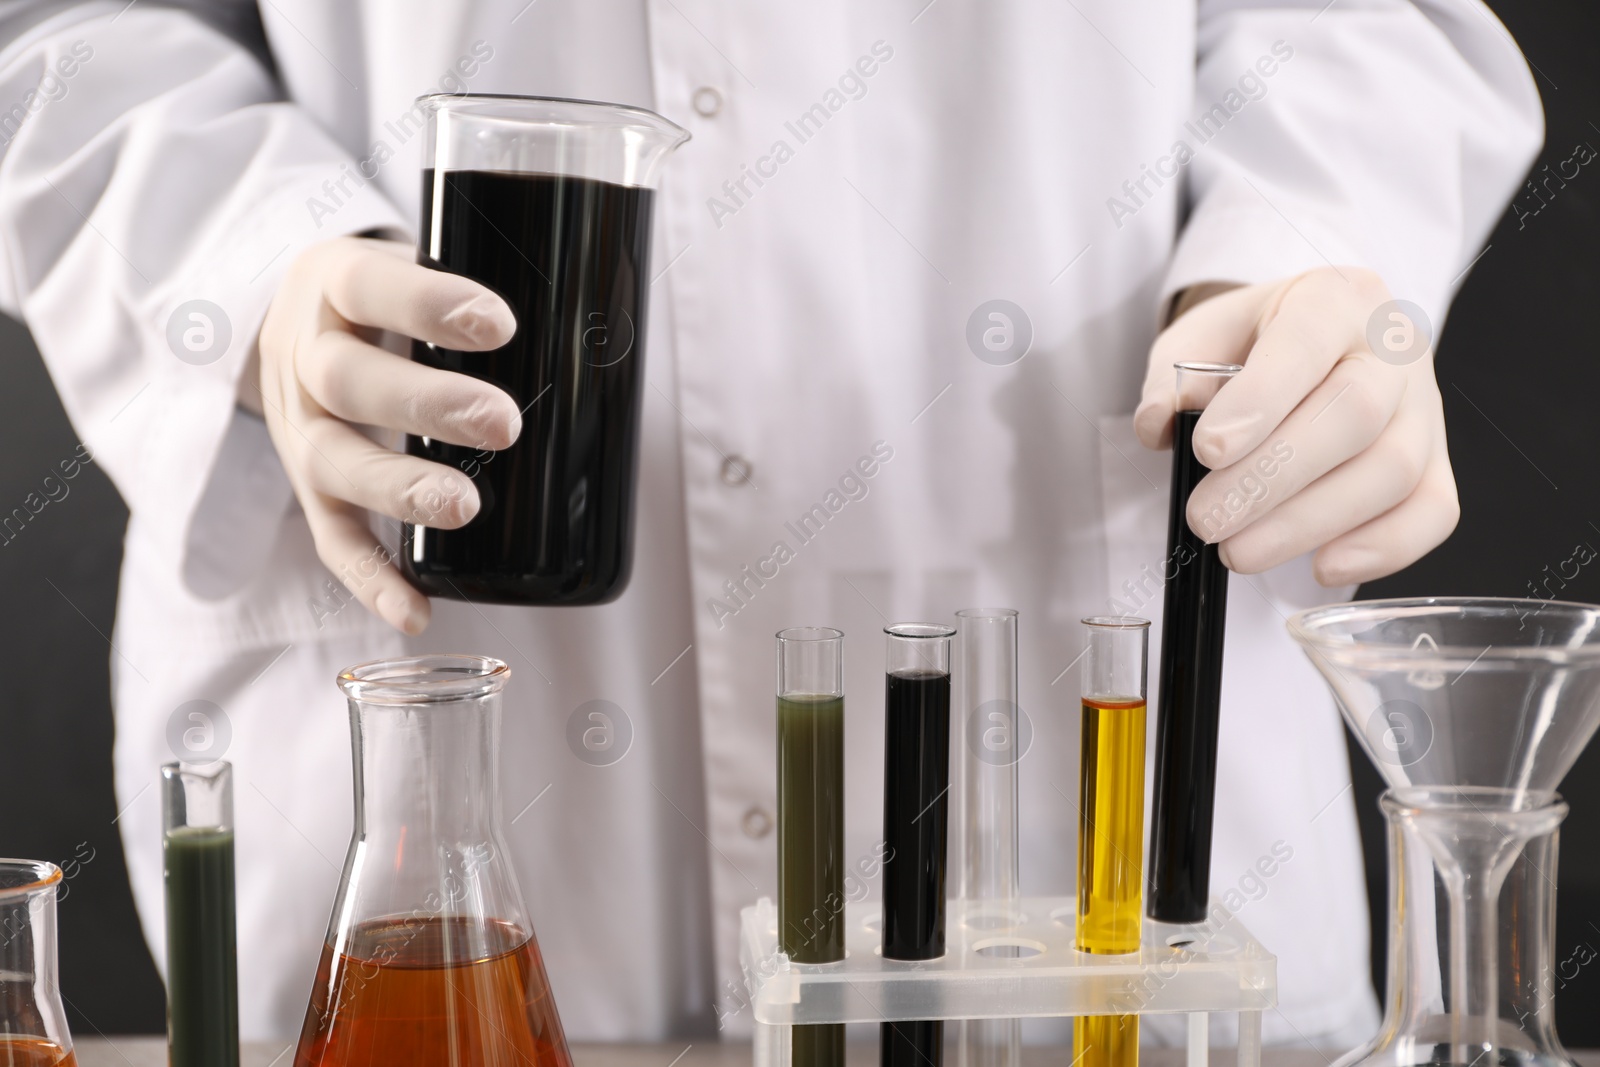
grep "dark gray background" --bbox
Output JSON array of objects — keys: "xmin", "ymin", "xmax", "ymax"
[{"xmin": 2, "ymin": 0, "xmax": 1596, "ymax": 1044}]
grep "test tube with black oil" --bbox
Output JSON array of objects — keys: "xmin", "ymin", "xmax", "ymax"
[
  {"xmin": 1148, "ymin": 361, "xmax": 1241, "ymax": 925},
  {"xmin": 881, "ymin": 623, "xmax": 954, "ymax": 1067},
  {"xmin": 162, "ymin": 760, "xmax": 240, "ymax": 1067}
]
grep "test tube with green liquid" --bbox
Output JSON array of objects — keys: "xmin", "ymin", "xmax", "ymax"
[
  {"xmin": 777, "ymin": 627, "xmax": 846, "ymax": 1067},
  {"xmin": 162, "ymin": 760, "xmax": 240, "ymax": 1067}
]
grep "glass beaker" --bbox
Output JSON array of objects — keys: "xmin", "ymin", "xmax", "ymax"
[
  {"xmin": 0, "ymin": 860, "xmax": 75, "ymax": 1066},
  {"xmin": 400, "ymin": 95, "xmax": 690, "ymax": 606},
  {"xmin": 293, "ymin": 654, "xmax": 572, "ymax": 1067},
  {"xmin": 1289, "ymin": 598, "xmax": 1600, "ymax": 1067}
]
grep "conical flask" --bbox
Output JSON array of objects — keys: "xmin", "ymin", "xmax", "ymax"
[
  {"xmin": 294, "ymin": 654, "xmax": 572, "ymax": 1067},
  {"xmin": 0, "ymin": 861, "xmax": 75, "ymax": 1066},
  {"xmin": 1289, "ymin": 598, "xmax": 1600, "ymax": 1067}
]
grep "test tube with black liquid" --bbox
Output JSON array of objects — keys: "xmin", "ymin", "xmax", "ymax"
[
  {"xmin": 881, "ymin": 623, "xmax": 954, "ymax": 1067},
  {"xmin": 162, "ymin": 760, "xmax": 240, "ymax": 1067},
  {"xmin": 777, "ymin": 627, "xmax": 846, "ymax": 1067},
  {"xmin": 1147, "ymin": 361, "xmax": 1241, "ymax": 924}
]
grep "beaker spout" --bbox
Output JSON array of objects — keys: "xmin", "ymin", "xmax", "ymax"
[{"xmin": 416, "ymin": 94, "xmax": 689, "ymax": 190}]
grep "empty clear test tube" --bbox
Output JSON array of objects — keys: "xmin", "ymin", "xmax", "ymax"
[
  {"xmin": 777, "ymin": 628, "xmax": 846, "ymax": 1067},
  {"xmin": 1148, "ymin": 361, "xmax": 1240, "ymax": 925},
  {"xmin": 1076, "ymin": 616, "xmax": 1150, "ymax": 1067},
  {"xmin": 162, "ymin": 760, "xmax": 240, "ymax": 1067},
  {"xmin": 881, "ymin": 623, "xmax": 954, "ymax": 1067},
  {"xmin": 954, "ymin": 609, "xmax": 1021, "ymax": 1067}
]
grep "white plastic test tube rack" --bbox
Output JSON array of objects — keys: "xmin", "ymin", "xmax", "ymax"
[{"xmin": 740, "ymin": 896, "xmax": 1276, "ymax": 1067}]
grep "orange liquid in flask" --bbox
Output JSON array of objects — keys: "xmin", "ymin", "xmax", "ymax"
[
  {"xmin": 293, "ymin": 916, "xmax": 573, "ymax": 1067},
  {"xmin": 0, "ymin": 1038, "xmax": 76, "ymax": 1067}
]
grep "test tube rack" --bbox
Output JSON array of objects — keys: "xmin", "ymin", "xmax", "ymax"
[{"xmin": 740, "ymin": 895, "xmax": 1276, "ymax": 1067}]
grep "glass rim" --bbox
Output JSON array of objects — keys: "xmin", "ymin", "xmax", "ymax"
[
  {"xmin": 1081, "ymin": 615, "xmax": 1152, "ymax": 630},
  {"xmin": 1289, "ymin": 597, "xmax": 1600, "ymax": 665},
  {"xmin": 775, "ymin": 626, "xmax": 844, "ymax": 643},
  {"xmin": 1380, "ymin": 784, "xmax": 1568, "ymax": 820},
  {"xmin": 884, "ymin": 623, "xmax": 957, "ymax": 639},
  {"xmin": 415, "ymin": 92, "xmax": 689, "ymax": 139},
  {"xmin": 161, "ymin": 759, "xmax": 231, "ymax": 781},
  {"xmin": 0, "ymin": 860, "xmax": 62, "ymax": 901},
  {"xmin": 338, "ymin": 653, "xmax": 510, "ymax": 705},
  {"xmin": 1172, "ymin": 360, "xmax": 1243, "ymax": 377},
  {"xmin": 955, "ymin": 607, "xmax": 1019, "ymax": 619}
]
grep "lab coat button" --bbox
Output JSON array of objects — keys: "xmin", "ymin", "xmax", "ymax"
[
  {"xmin": 720, "ymin": 455, "xmax": 753, "ymax": 487},
  {"xmin": 692, "ymin": 87, "xmax": 724, "ymax": 117},
  {"xmin": 741, "ymin": 805, "xmax": 773, "ymax": 839}
]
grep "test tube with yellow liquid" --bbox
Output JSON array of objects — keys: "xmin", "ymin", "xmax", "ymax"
[{"xmin": 1075, "ymin": 616, "xmax": 1150, "ymax": 1067}]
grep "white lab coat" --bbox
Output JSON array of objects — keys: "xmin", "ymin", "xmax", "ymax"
[{"xmin": 0, "ymin": 0, "xmax": 1539, "ymax": 1047}]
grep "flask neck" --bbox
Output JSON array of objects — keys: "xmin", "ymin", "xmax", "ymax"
[
  {"xmin": 351, "ymin": 695, "xmax": 508, "ymax": 895},
  {"xmin": 1373, "ymin": 790, "xmax": 1569, "ymax": 1067}
]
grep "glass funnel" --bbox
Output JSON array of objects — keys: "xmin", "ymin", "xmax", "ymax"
[
  {"xmin": 1289, "ymin": 598, "xmax": 1600, "ymax": 1067},
  {"xmin": 0, "ymin": 861, "xmax": 74, "ymax": 1066},
  {"xmin": 400, "ymin": 95, "xmax": 690, "ymax": 606},
  {"xmin": 293, "ymin": 654, "xmax": 572, "ymax": 1067}
]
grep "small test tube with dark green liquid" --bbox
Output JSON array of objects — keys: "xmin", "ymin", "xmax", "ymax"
[
  {"xmin": 777, "ymin": 627, "xmax": 846, "ymax": 1067},
  {"xmin": 162, "ymin": 760, "xmax": 240, "ymax": 1067}
]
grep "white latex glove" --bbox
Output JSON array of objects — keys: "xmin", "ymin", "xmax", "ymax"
[
  {"xmin": 250, "ymin": 236, "xmax": 520, "ymax": 634},
  {"xmin": 1133, "ymin": 268, "xmax": 1459, "ymax": 587}
]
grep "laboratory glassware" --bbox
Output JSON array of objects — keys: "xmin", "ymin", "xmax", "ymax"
[
  {"xmin": 293, "ymin": 654, "xmax": 573, "ymax": 1067},
  {"xmin": 953, "ymin": 608, "xmax": 1022, "ymax": 1067},
  {"xmin": 163, "ymin": 761, "xmax": 239, "ymax": 1067},
  {"xmin": 1076, "ymin": 616, "xmax": 1150, "ymax": 1067},
  {"xmin": 882, "ymin": 623, "xmax": 955, "ymax": 1067},
  {"xmin": 777, "ymin": 627, "xmax": 846, "ymax": 1067},
  {"xmin": 401, "ymin": 95, "xmax": 690, "ymax": 605},
  {"xmin": 1148, "ymin": 361, "xmax": 1241, "ymax": 924},
  {"xmin": 1290, "ymin": 597, "xmax": 1600, "ymax": 1067},
  {"xmin": 0, "ymin": 860, "xmax": 75, "ymax": 1066}
]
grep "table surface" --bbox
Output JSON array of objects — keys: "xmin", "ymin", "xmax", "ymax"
[
  {"xmin": 68, "ymin": 1040, "xmax": 1328, "ymax": 1067},
  {"xmin": 75, "ymin": 1041, "xmax": 1600, "ymax": 1067}
]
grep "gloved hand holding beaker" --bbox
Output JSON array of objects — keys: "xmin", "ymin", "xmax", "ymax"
[{"xmin": 247, "ymin": 236, "xmax": 522, "ymax": 635}]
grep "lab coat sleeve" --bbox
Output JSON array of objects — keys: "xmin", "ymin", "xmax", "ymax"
[
  {"xmin": 1163, "ymin": 0, "xmax": 1543, "ymax": 322},
  {"xmin": 0, "ymin": 1, "xmax": 408, "ymax": 598}
]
